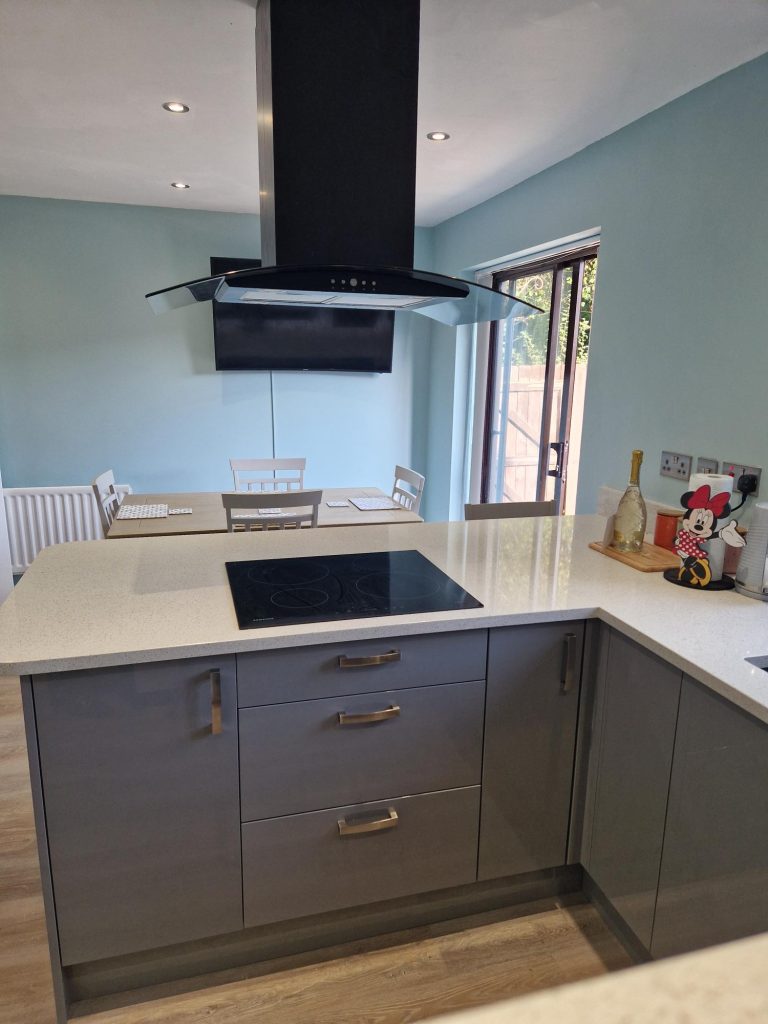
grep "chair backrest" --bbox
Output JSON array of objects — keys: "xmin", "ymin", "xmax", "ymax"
[
  {"xmin": 230, "ymin": 458, "xmax": 306, "ymax": 492},
  {"xmin": 221, "ymin": 490, "xmax": 323, "ymax": 532},
  {"xmin": 392, "ymin": 465, "xmax": 425, "ymax": 514},
  {"xmin": 91, "ymin": 469, "xmax": 121, "ymax": 535},
  {"xmin": 464, "ymin": 499, "xmax": 557, "ymax": 521}
]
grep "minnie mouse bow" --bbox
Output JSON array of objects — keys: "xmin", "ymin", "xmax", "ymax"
[{"xmin": 685, "ymin": 484, "xmax": 730, "ymax": 516}]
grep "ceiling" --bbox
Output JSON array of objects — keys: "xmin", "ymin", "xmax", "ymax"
[{"xmin": 1, "ymin": 0, "xmax": 767, "ymax": 227}]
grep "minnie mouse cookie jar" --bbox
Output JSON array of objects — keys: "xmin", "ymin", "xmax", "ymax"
[{"xmin": 664, "ymin": 483, "xmax": 746, "ymax": 590}]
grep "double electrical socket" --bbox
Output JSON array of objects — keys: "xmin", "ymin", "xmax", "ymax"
[
  {"xmin": 720, "ymin": 460, "xmax": 762, "ymax": 496},
  {"xmin": 660, "ymin": 451, "xmax": 692, "ymax": 480}
]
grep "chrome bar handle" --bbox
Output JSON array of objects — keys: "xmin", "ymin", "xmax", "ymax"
[
  {"xmin": 210, "ymin": 669, "xmax": 223, "ymax": 734},
  {"xmin": 337, "ymin": 808, "xmax": 399, "ymax": 837},
  {"xmin": 337, "ymin": 649, "xmax": 401, "ymax": 669},
  {"xmin": 337, "ymin": 704, "xmax": 401, "ymax": 726},
  {"xmin": 561, "ymin": 633, "xmax": 578, "ymax": 694}
]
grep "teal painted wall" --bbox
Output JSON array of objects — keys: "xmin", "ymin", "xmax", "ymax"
[
  {"xmin": 0, "ymin": 197, "xmax": 433, "ymax": 497},
  {"xmin": 429, "ymin": 53, "xmax": 768, "ymax": 518}
]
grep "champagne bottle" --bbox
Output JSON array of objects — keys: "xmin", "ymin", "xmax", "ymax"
[{"xmin": 612, "ymin": 450, "xmax": 647, "ymax": 552}]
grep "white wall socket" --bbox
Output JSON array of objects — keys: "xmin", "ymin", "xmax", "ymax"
[{"xmin": 660, "ymin": 451, "xmax": 692, "ymax": 480}]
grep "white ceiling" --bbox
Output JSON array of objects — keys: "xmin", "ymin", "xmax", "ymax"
[{"xmin": 1, "ymin": 0, "xmax": 767, "ymax": 227}]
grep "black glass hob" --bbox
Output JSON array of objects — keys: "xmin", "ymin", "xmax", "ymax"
[{"xmin": 225, "ymin": 549, "xmax": 483, "ymax": 630}]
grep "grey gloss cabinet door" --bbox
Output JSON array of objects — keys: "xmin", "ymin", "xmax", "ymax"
[
  {"xmin": 33, "ymin": 657, "xmax": 242, "ymax": 965},
  {"xmin": 652, "ymin": 677, "xmax": 768, "ymax": 958},
  {"xmin": 583, "ymin": 630, "xmax": 681, "ymax": 950},
  {"xmin": 478, "ymin": 622, "xmax": 583, "ymax": 880}
]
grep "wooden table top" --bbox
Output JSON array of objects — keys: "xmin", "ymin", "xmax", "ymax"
[{"xmin": 106, "ymin": 488, "xmax": 422, "ymax": 539}]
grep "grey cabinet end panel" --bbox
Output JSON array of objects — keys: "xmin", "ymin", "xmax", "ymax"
[
  {"xmin": 243, "ymin": 787, "xmax": 481, "ymax": 928},
  {"xmin": 652, "ymin": 676, "xmax": 768, "ymax": 958},
  {"xmin": 585, "ymin": 630, "xmax": 681, "ymax": 951},
  {"xmin": 478, "ymin": 622, "xmax": 584, "ymax": 880},
  {"xmin": 33, "ymin": 657, "xmax": 243, "ymax": 965}
]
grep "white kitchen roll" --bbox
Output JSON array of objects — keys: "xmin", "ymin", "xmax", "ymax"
[{"xmin": 688, "ymin": 473, "xmax": 736, "ymax": 496}]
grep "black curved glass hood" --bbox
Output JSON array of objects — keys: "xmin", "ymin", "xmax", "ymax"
[
  {"xmin": 147, "ymin": 2, "xmax": 542, "ymax": 330},
  {"xmin": 145, "ymin": 264, "xmax": 541, "ymax": 327}
]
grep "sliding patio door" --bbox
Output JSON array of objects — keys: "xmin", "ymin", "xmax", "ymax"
[{"xmin": 481, "ymin": 247, "xmax": 598, "ymax": 513}]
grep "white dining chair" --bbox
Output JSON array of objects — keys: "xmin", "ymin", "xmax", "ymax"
[
  {"xmin": 392, "ymin": 465, "xmax": 425, "ymax": 514},
  {"xmin": 91, "ymin": 470, "xmax": 121, "ymax": 536},
  {"xmin": 222, "ymin": 490, "xmax": 322, "ymax": 531},
  {"xmin": 229, "ymin": 458, "xmax": 306, "ymax": 492},
  {"xmin": 464, "ymin": 499, "xmax": 557, "ymax": 520}
]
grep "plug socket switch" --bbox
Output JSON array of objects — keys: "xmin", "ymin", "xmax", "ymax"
[
  {"xmin": 695, "ymin": 457, "xmax": 719, "ymax": 475},
  {"xmin": 660, "ymin": 451, "xmax": 692, "ymax": 480}
]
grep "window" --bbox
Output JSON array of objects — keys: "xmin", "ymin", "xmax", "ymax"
[{"xmin": 481, "ymin": 246, "xmax": 598, "ymax": 513}]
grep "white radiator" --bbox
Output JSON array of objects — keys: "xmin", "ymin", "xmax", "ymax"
[{"xmin": 4, "ymin": 484, "xmax": 132, "ymax": 574}]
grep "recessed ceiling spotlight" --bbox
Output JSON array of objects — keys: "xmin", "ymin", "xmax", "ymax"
[
  {"xmin": 162, "ymin": 101, "xmax": 190, "ymax": 114},
  {"xmin": 427, "ymin": 131, "xmax": 450, "ymax": 141},
  {"xmin": 170, "ymin": 181, "xmax": 191, "ymax": 190}
]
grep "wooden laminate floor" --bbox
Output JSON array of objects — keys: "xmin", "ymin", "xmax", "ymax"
[{"xmin": 0, "ymin": 677, "xmax": 633, "ymax": 1024}]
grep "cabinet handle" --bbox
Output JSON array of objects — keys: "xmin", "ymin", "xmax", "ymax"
[
  {"xmin": 337, "ymin": 704, "xmax": 401, "ymax": 726},
  {"xmin": 561, "ymin": 633, "xmax": 578, "ymax": 694},
  {"xmin": 338, "ymin": 649, "xmax": 401, "ymax": 669},
  {"xmin": 338, "ymin": 808, "xmax": 399, "ymax": 837},
  {"xmin": 210, "ymin": 669, "xmax": 223, "ymax": 734}
]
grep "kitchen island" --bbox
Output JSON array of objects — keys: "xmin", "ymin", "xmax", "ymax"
[{"xmin": 2, "ymin": 515, "xmax": 768, "ymax": 1023}]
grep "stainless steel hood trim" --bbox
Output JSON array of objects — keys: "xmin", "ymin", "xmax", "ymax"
[{"xmin": 146, "ymin": 264, "xmax": 542, "ymax": 326}]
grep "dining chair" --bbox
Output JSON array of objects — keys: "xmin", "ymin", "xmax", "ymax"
[
  {"xmin": 91, "ymin": 470, "xmax": 121, "ymax": 536},
  {"xmin": 230, "ymin": 458, "xmax": 306, "ymax": 492},
  {"xmin": 392, "ymin": 465, "xmax": 425, "ymax": 514},
  {"xmin": 222, "ymin": 490, "xmax": 323, "ymax": 531},
  {"xmin": 464, "ymin": 499, "xmax": 557, "ymax": 520}
]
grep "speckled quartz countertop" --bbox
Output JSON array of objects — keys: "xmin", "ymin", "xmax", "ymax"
[
  {"xmin": 1, "ymin": 514, "xmax": 768, "ymax": 723},
  {"xmin": 428, "ymin": 930, "xmax": 768, "ymax": 1024}
]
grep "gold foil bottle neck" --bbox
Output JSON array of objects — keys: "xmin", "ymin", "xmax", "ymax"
[{"xmin": 629, "ymin": 449, "xmax": 644, "ymax": 485}]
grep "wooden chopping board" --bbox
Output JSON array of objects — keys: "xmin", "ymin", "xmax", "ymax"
[{"xmin": 589, "ymin": 540, "xmax": 679, "ymax": 572}]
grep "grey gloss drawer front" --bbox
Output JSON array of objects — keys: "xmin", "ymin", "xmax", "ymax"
[
  {"xmin": 240, "ymin": 680, "xmax": 484, "ymax": 820},
  {"xmin": 242, "ymin": 787, "xmax": 481, "ymax": 927},
  {"xmin": 236, "ymin": 630, "xmax": 487, "ymax": 706}
]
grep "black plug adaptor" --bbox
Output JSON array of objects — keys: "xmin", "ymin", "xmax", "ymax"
[{"xmin": 737, "ymin": 473, "xmax": 758, "ymax": 494}]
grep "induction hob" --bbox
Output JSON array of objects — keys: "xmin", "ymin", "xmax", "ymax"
[{"xmin": 225, "ymin": 549, "xmax": 483, "ymax": 630}]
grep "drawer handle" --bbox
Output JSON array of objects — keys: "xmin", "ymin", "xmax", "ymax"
[
  {"xmin": 338, "ymin": 808, "xmax": 399, "ymax": 837},
  {"xmin": 210, "ymin": 669, "xmax": 223, "ymax": 734},
  {"xmin": 338, "ymin": 649, "xmax": 401, "ymax": 669},
  {"xmin": 561, "ymin": 634, "xmax": 578, "ymax": 694},
  {"xmin": 337, "ymin": 704, "xmax": 401, "ymax": 726}
]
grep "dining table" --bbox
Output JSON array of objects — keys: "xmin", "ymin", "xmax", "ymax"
[{"xmin": 106, "ymin": 487, "xmax": 423, "ymax": 539}]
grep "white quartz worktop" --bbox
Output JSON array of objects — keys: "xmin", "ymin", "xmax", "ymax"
[
  {"xmin": 1, "ymin": 515, "xmax": 768, "ymax": 725},
  {"xmin": 428, "ymin": 930, "xmax": 768, "ymax": 1024}
]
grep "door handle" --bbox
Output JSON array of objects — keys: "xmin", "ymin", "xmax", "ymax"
[
  {"xmin": 210, "ymin": 669, "xmax": 223, "ymax": 734},
  {"xmin": 548, "ymin": 441, "xmax": 569, "ymax": 479},
  {"xmin": 560, "ymin": 634, "xmax": 578, "ymax": 694},
  {"xmin": 337, "ymin": 704, "xmax": 401, "ymax": 726},
  {"xmin": 337, "ymin": 808, "xmax": 399, "ymax": 837},
  {"xmin": 338, "ymin": 650, "xmax": 401, "ymax": 669}
]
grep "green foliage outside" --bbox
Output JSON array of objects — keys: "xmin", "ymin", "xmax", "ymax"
[{"xmin": 501, "ymin": 257, "xmax": 597, "ymax": 366}]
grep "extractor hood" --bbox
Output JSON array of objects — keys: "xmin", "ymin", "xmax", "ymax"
[{"xmin": 146, "ymin": 0, "xmax": 540, "ymax": 327}]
